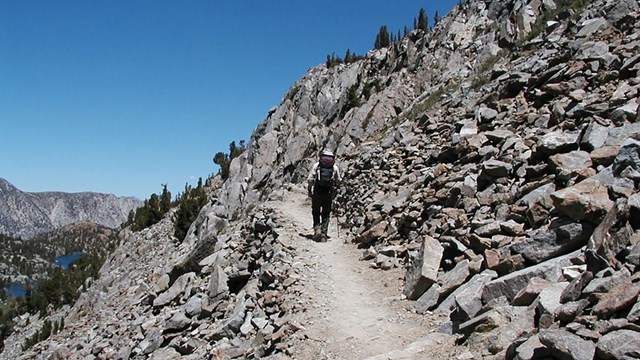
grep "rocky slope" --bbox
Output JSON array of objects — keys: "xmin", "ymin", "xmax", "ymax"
[
  {"xmin": 3, "ymin": 0, "xmax": 640, "ymax": 358},
  {"xmin": 0, "ymin": 177, "xmax": 141, "ymax": 239}
]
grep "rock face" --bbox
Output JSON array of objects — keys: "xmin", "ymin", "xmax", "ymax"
[
  {"xmin": 0, "ymin": 177, "xmax": 141, "ymax": 239},
  {"xmin": 4, "ymin": 0, "xmax": 640, "ymax": 358}
]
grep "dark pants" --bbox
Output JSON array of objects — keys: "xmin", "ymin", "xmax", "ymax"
[{"xmin": 312, "ymin": 189, "xmax": 332, "ymax": 227}]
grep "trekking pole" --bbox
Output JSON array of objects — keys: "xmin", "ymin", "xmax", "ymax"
[{"xmin": 335, "ymin": 209, "xmax": 340, "ymax": 243}]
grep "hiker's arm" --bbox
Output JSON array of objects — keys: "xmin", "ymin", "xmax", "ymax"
[
  {"xmin": 307, "ymin": 164, "xmax": 317, "ymax": 197},
  {"xmin": 333, "ymin": 165, "xmax": 342, "ymax": 187}
]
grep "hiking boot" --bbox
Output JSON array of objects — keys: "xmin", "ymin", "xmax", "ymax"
[
  {"xmin": 313, "ymin": 225, "xmax": 322, "ymax": 242},
  {"xmin": 321, "ymin": 221, "xmax": 329, "ymax": 242}
]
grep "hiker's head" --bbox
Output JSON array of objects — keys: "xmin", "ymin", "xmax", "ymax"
[{"xmin": 320, "ymin": 149, "xmax": 334, "ymax": 159}]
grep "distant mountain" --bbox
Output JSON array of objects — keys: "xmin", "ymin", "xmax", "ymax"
[{"xmin": 0, "ymin": 177, "xmax": 142, "ymax": 239}]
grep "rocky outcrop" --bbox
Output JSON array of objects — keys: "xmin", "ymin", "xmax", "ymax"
[
  {"xmin": 1, "ymin": 203, "xmax": 304, "ymax": 358},
  {"xmin": 4, "ymin": 0, "xmax": 640, "ymax": 358},
  {"xmin": 332, "ymin": 0, "xmax": 640, "ymax": 357},
  {"xmin": 0, "ymin": 177, "xmax": 141, "ymax": 239}
]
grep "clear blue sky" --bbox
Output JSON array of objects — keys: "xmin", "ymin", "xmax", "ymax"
[{"xmin": 1, "ymin": 1, "xmax": 458, "ymax": 200}]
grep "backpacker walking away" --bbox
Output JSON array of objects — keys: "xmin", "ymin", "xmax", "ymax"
[{"xmin": 307, "ymin": 149, "xmax": 342, "ymax": 242}]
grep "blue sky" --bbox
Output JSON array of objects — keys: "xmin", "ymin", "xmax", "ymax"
[{"xmin": 1, "ymin": 1, "xmax": 458, "ymax": 200}]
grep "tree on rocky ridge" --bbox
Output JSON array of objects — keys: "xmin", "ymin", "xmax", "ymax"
[
  {"xmin": 173, "ymin": 178, "xmax": 208, "ymax": 241},
  {"xmin": 213, "ymin": 140, "xmax": 246, "ymax": 180},
  {"xmin": 417, "ymin": 8, "xmax": 428, "ymax": 31},
  {"xmin": 160, "ymin": 184, "xmax": 171, "ymax": 213},
  {"xmin": 374, "ymin": 25, "xmax": 390, "ymax": 49}
]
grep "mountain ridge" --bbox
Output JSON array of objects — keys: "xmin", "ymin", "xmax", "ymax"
[
  {"xmin": 3, "ymin": 0, "xmax": 640, "ymax": 358},
  {"xmin": 0, "ymin": 177, "xmax": 141, "ymax": 239}
]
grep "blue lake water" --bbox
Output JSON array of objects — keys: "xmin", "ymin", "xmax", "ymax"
[
  {"xmin": 54, "ymin": 252, "xmax": 85, "ymax": 269},
  {"xmin": 5, "ymin": 283, "xmax": 26, "ymax": 298},
  {"xmin": 4, "ymin": 253, "xmax": 86, "ymax": 298}
]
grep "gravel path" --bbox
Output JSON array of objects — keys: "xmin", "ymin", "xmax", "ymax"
[{"xmin": 267, "ymin": 186, "xmax": 462, "ymax": 360}]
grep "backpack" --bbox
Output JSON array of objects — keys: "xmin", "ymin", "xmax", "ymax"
[{"xmin": 315, "ymin": 156, "xmax": 335, "ymax": 189}]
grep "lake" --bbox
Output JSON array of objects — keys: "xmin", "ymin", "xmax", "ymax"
[
  {"xmin": 3, "ymin": 252, "xmax": 86, "ymax": 298},
  {"xmin": 4, "ymin": 283, "xmax": 26, "ymax": 298},
  {"xmin": 54, "ymin": 252, "xmax": 85, "ymax": 270}
]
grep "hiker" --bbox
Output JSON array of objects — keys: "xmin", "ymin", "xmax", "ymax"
[{"xmin": 307, "ymin": 149, "xmax": 341, "ymax": 242}]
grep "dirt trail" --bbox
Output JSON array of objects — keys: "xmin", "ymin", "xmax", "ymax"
[{"xmin": 267, "ymin": 186, "xmax": 460, "ymax": 360}]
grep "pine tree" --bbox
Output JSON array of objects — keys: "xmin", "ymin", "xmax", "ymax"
[
  {"xmin": 344, "ymin": 49, "xmax": 352, "ymax": 63},
  {"xmin": 434, "ymin": 11, "xmax": 441, "ymax": 26},
  {"xmin": 346, "ymin": 84, "xmax": 360, "ymax": 110},
  {"xmin": 151, "ymin": 194, "xmax": 164, "ymax": 224},
  {"xmin": 214, "ymin": 140, "xmax": 246, "ymax": 180},
  {"xmin": 326, "ymin": 53, "xmax": 343, "ymax": 68},
  {"xmin": 213, "ymin": 152, "xmax": 230, "ymax": 179},
  {"xmin": 41, "ymin": 320, "xmax": 52, "ymax": 340},
  {"xmin": 418, "ymin": 8, "xmax": 428, "ymax": 31},
  {"xmin": 173, "ymin": 178, "xmax": 208, "ymax": 241},
  {"xmin": 374, "ymin": 25, "xmax": 390, "ymax": 49},
  {"xmin": 160, "ymin": 184, "xmax": 171, "ymax": 213}
]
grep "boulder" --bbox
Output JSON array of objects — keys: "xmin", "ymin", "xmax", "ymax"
[
  {"xmin": 512, "ymin": 277, "xmax": 552, "ymax": 306},
  {"xmin": 549, "ymin": 150, "xmax": 593, "ymax": 176},
  {"xmin": 592, "ymin": 273, "xmax": 640, "ymax": 318},
  {"xmin": 452, "ymin": 270, "xmax": 498, "ymax": 320},
  {"xmin": 164, "ymin": 311, "xmax": 191, "ymax": 332},
  {"xmin": 596, "ymin": 329, "xmax": 640, "ymax": 360},
  {"xmin": 588, "ymin": 198, "xmax": 634, "ymax": 267},
  {"xmin": 581, "ymin": 122, "xmax": 610, "ymax": 151},
  {"xmin": 153, "ymin": 272, "xmax": 195, "ymax": 307},
  {"xmin": 511, "ymin": 222, "xmax": 593, "ymax": 264},
  {"xmin": 555, "ymin": 299, "xmax": 590, "ymax": 323},
  {"xmin": 438, "ymin": 259, "xmax": 471, "ymax": 297},
  {"xmin": 551, "ymin": 178, "xmax": 614, "ymax": 224},
  {"xmin": 462, "ymin": 306, "xmax": 535, "ymax": 355},
  {"xmin": 482, "ymin": 159, "xmax": 514, "ymax": 178},
  {"xmin": 560, "ymin": 271, "xmax": 593, "ymax": 303},
  {"xmin": 207, "ymin": 265, "xmax": 229, "ymax": 301},
  {"xmin": 150, "ymin": 347, "xmax": 183, "ymax": 360},
  {"xmin": 403, "ymin": 235, "xmax": 444, "ymax": 300},
  {"xmin": 628, "ymin": 300, "xmax": 640, "ymax": 322},
  {"xmin": 538, "ymin": 131, "xmax": 580, "ymax": 155},
  {"xmin": 590, "ymin": 146, "xmax": 619, "ymax": 167},
  {"xmin": 414, "ymin": 283, "xmax": 441, "ymax": 314},
  {"xmin": 536, "ymin": 282, "xmax": 569, "ymax": 329},
  {"xmin": 538, "ymin": 329, "xmax": 596, "ymax": 360},
  {"xmin": 612, "ymin": 138, "xmax": 640, "ymax": 177},
  {"xmin": 482, "ymin": 250, "xmax": 580, "ymax": 304},
  {"xmin": 510, "ymin": 335, "xmax": 550, "ymax": 360},
  {"xmin": 583, "ymin": 267, "xmax": 631, "ymax": 294},
  {"xmin": 354, "ymin": 221, "xmax": 388, "ymax": 245}
]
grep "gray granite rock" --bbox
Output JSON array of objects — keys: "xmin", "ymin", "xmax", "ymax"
[
  {"xmin": 482, "ymin": 250, "xmax": 580, "ymax": 304},
  {"xmin": 511, "ymin": 222, "xmax": 593, "ymax": 264},
  {"xmin": 403, "ymin": 235, "xmax": 444, "ymax": 300},
  {"xmin": 539, "ymin": 329, "xmax": 596, "ymax": 360},
  {"xmin": 596, "ymin": 329, "xmax": 640, "ymax": 360},
  {"xmin": 154, "ymin": 273, "xmax": 196, "ymax": 307}
]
